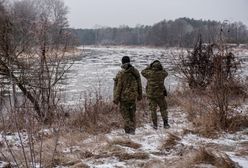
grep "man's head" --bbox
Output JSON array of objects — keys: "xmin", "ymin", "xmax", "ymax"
[{"xmin": 122, "ymin": 56, "xmax": 130, "ymax": 64}]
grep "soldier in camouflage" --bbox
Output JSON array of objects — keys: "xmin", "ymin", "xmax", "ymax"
[
  {"xmin": 141, "ymin": 60, "xmax": 170, "ymax": 129},
  {"xmin": 113, "ymin": 56, "xmax": 142, "ymax": 134}
]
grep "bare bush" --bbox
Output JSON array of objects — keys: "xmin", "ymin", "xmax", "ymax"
[
  {"xmin": 0, "ymin": 0, "xmax": 75, "ymax": 122},
  {"xmin": 176, "ymin": 31, "xmax": 246, "ymax": 133},
  {"xmin": 0, "ymin": 0, "xmax": 76, "ymax": 167},
  {"xmin": 177, "ymin": 35, "xmax": 239, "ymax": 90}
]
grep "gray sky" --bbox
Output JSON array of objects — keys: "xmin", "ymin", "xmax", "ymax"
[{"xmin": 63, "ymin": 0, "xmax": 248, "ymax": 29}]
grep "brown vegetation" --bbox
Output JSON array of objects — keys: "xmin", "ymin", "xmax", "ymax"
[
  {"xmin": 108, "ymin": 138, "xmax": 142, "ymax": 149},
  {"xmin": 114, "ymin": 152, "xmax": 149, "ymax": 161},
  {"xmin": 191, "ymin": 148, "xmax": 240, "ymax": 168},
  {"xmin": 160, "ymin": 132, "xmax": 181, "ymax": 150},
  {"xmin": 173, "ymin": 147, "xmax": 240, "ymax": 168},
  {"xmin": 174, "ymin": 34, "xmax": 247, "ymax": 137}
]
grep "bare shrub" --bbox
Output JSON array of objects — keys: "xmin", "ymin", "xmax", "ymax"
[
  {"xmin": 177, "ymin": 35, "xmax": 214, "ymax": 90},
  {"xmin": 175, "ymin": 31, "xmax": 246, "ymax": 133},
  {"xmin": 0, "ymin": 0, "xmax": 75, "ymax": 122}
]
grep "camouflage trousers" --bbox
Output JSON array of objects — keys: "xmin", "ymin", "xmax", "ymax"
[
  {"xmin": 148, "ymin": 97, "xmax": 168, "ymax": 127},
  {"xmin": 119, "ymin": 101, "xmax": 136, "ymax": 133}
]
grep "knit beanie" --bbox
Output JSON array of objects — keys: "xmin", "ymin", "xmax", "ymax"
[{"xmin": 121, "ymin": 56, "xmax": 130, "ymax": 64}]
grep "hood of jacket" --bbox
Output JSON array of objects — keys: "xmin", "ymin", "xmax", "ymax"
[{"xmin": 151, "ymin": 60, "xmax": 163, "ymax": 70}]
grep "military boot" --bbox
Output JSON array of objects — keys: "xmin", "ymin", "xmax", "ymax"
[
  {"xmin": 124, "ymin": 127, "xmax": 130, "ymax": 134},
  {"xmin": 129, "ymin": 128, "xmax": 135, "ymax": 135},
  {"xmin": 153, "ymin": 124, "xmax": 158, "ymax": 130},
  {"xmin": 152, "ymin": 119, "xmax": 158, "ymax": 130},
  {"xmin": 163, "ymin": 119, "xmax": 170, "ymax": 129}
]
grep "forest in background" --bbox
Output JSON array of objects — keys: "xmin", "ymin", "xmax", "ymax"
[{"xmin": 70, "ymin": 17, "xmax": 248, "ymax": 47}]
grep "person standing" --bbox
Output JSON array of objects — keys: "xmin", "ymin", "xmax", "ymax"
[
  {"xmin": 141, "ymin": 60, "xmax": 170, "ymax": 129},
  {"xmin": 113, "ymin": 56, "xmax": 142, "ymax": 134}
]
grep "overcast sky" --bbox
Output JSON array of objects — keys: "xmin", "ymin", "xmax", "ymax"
[{"xmin": 63, "ymin": 0, "xmax": 248, "ymax": 29}]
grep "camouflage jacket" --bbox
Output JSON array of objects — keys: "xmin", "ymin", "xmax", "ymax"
[
  {"xmin": 141, "ymin": 61, "xmax": 168, "ymax": 98},
  {"xmin": 113, "ymin": 63, "xmax": 142, "ymax": 103}
]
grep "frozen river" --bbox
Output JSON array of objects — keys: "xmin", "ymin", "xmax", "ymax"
[
  {"xmin": 62, "ymin": 46, "xmax": 180, "ymax": 105},
  {"xmin": 62, "ymin": 46, "xmax": 248, "ymax": 105}
]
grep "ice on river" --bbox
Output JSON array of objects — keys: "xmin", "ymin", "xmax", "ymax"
[
  {"xmin": 61, "ymin": 46, "xmax": 248, "ymax": 106},
  {"xmin": 62, "ymin": 46, "xmax": 181, "ymax": 105}
]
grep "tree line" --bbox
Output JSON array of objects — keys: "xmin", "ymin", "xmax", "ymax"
[{"xmin": 71, "ymin": 17, "xmax": 248, "ymax": 47}]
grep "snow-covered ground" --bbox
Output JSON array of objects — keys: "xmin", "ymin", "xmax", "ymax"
[
  {"xmin": 1, "ymin": 107, "xmax": 247, "ymax": 167},
  {"xmin": 71, "ymin": 107, "xmax": 248, "ymax": 168}
]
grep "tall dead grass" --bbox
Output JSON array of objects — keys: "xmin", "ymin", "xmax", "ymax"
[
  {"xmin": 175, "ymin": 85, "xmax": 248, "ymax": 138},
  {"xmin": 174, "ymin": 147, "xmax": 240, "ymax": 168},
  {"xmin": 191, "ymin": 148, "xmax": 240, "ymax": 168},
  {"xmin": 66, "ymin": 92, "xmax": 151, "ymax": 134}
]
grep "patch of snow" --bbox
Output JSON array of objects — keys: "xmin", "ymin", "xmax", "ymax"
[
  {"xmin": 0, "ymin": 161, "xmax": 10, "ymax": 168},
  {"xmin": 0, "ymin": 131, "xmax": 29, "ymax": 148},
  {"xmin": 227, "ymin": 152, "xmax": 248, "ymax": 168},
  {"xmin": 86, "ymin": 157, "xmax": 126, "ymax": 168}
]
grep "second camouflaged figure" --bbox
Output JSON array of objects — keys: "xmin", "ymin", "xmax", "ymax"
[
  {"xmin": 113, "ymin": 56, "xmax": 142, "ymax": 134},
  {"xmin": 141, "ymin": 60, "xmax": 170, "ymax": 129}
]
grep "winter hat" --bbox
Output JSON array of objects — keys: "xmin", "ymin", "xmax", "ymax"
[{"xmin": 122, "ymin": 56, "xmax": 130, "ymax": 64}]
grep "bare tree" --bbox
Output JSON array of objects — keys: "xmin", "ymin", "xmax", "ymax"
[{"xmin": 0, "ymin": 0, "xmax": 74, "ymax": 122}]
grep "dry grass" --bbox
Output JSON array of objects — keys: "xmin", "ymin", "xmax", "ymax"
[
  {"xmin": 175, "ymin": 87, "xmax": 248, "ymax": 138},
  {"xmin": 192, "ymin": 148, "xmax": 239, "ymax": 168},
  {"xmin": 65, "ymin": 99, "xmax": 122, "ymax": 134},
  {"xmin": 226, "ymin": 114, "xmax": 248, "ymax": 132},
  {"xmin": 108, "ymin": 138, "xmax": 142, "ymax": 149},
  {"xmin": 65, "ymin": 93, "xmax": 151, "ymax": 134},
  {"xmin": 92, "ymin": 151, "xmax": 149, "ymax": 161},
  {"xmin": 174, "ymin": 147, "xmax": 240, "ymax": 168},
  {"xmin": 166, "ymin": 92, "xmax": 182, "ymax": 107},
  {"xmin": 113, "ymin": 151, "xmax": 149, "ymax": 161},
  {"xmin": 160, "ymin": 132, "xmax": 181, "ymax": 150},
  {"xmin": 136, "ymin": 95, "xmax": 153, "ymax": 125}
]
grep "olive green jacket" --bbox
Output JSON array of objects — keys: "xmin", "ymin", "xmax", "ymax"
[
  {"xmin": 113, "ymin": 63, "xmax": 142, "ymax": 103},
  {"xmin": 141, "ymin": 61, "xmax": 168, "ymax": 98}
]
